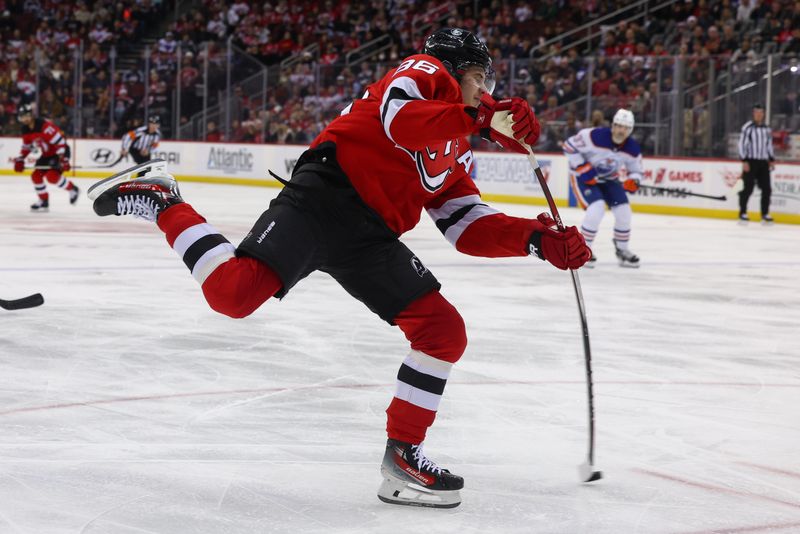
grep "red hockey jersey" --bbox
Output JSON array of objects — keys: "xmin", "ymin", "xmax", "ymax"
[
  {"xmin": 313, "ymin": 54, "xmax": 537, "ymax": 258},
  {"xmin": 20, "ymin": 118, "xmax": 68, "ymax": 159}
]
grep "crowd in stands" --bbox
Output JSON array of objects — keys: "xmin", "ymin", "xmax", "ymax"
[
  {"xmin": 0, "ymin": 0, "xmax": 166, "ymax": 137},
  {"xmin": 217, "ymin": 0, "xmax": 800, "ymax": 155},
  {"xmin": 1, "ymin": 0, "xmax": 799, "ymax": 158}
]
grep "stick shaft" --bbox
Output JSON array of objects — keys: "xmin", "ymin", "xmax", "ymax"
[
  {"xmin": 639, "ymin": 184, "xmax": 726, "ymax": 201},
  {"xmin": 525, "ymin": 151, "xmax": 597, "ymax": 466}
]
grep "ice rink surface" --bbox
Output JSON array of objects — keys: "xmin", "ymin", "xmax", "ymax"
[{"xmin": 0, "ymin": 176, "xmax": 798, "ymax": 534}]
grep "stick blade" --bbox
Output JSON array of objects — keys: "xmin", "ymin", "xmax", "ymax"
[
  {"xmin": 0, "ymin": 293, "xmax": 44, "ymax": 310},
  {"xmin": 578, "ymin": 461, "xmax": 603, "ymax": 483}
]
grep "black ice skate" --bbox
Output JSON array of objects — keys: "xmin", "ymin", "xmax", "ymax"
[
  {"xmin": 88, "ymin": 160, "xmax": 183, "ymax": 222},
  {"xmin": 738, "ymin": 213, "xmax": 749, "ymax": 226},
  {"xmin": 613, "ymin": 239, "xmax": 640, "ymax": 268},
  {"xmin": 377, "ymin": 439, "xmax": 463, "ymax": 509},
  {"xmin": 69, "ymin": 185, "xmax": 80, "ymax": 205},
  {"xmin": 30, "ymin": 199, "xmax": 49, "ymax": 212},
  {"xmin": 761, "ymin": 214, "xmax": 774, "ymax": 226}
]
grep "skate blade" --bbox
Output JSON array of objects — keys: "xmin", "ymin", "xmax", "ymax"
[
  {"xmin": 377, "ymin": 476, "xmax": 461, "ymax": 509},
  {"xmin": 617, "ymin": 260, "xmax": 640, "ymax": 268},
  {"xmin": 87, "ymin": 159, "xmax": 168, "ymax": 200}
]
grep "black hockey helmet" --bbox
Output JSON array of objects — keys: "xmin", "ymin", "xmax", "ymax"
[
  {"xmin": 17, "ymin": 102, "xmax": 34, "ymax": 120},
  {"xmin": 148, "ymin": 115, "xmax": 161, "ymax": 125},
  {"xmin": 423, "ymin": 28, "xmax": 495, "ymax": 93}
]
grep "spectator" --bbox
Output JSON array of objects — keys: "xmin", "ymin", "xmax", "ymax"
[
  {"xmin": 563, "ymin": 110, "xmax": 583, "ymax": 138},
  {"xmin": 206, "ymin": 121, "xmax": 222, "ymax": 142},
  {"xmin": 158, "ymin": 31, "xmax": 177, "ymax": 54},
  {"xmin": 778, "ymin": 90, "xmax": 799, "ymax": 132},
  {"xmin": 592, "ymin": 68, "xmax": 612, "ymax": 96},
  {"xmin": 782, "ymin": 27, "xmax": 800, "ymax": 53},
  {"xmin": 591, "ymin": 109, "xmax": 607, "ymax": 127},
  {"xmin": 731, "ymin": 37, "xmax": 758, "ymax": 63},
  {"xmin": 737, "ymin": 0, "xmax": 755, "ymax": 24},
  {"xmin": 684, "ymin": 92, "xmax": 710, "ymax": 155}
]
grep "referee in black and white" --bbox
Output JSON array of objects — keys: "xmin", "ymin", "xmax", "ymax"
[
  {"xmin": 121, "ymin": 115, "xmax": 161, "ymax": 169},
  {"xmin": 737, "ymin": 104, "xmax": 775, "ymax": 224}
]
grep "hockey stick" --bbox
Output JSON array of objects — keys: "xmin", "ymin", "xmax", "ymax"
[
  {"xmin": 525, "ymin": 148, "xmax": 603, "ymax": 483},
  {"xmin": 0, "ymin": 293, "xmax": 44, "ymax": 310},
  {"xmin": 639, "ymin": 184, "xmax": 726, "ymax": 201}
]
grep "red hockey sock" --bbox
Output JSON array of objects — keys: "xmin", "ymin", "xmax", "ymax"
[
  {"xmin": 386, "ymin": 291, "xmax": 467, "ymax": 443},
  {"xmin": 201, "ymin": 255, "xmax": 283, "ymax": 318},
  {"xmin": 43, "ymin": 170, "xmax": 72, "ymax": 190},
  {"xmin": 31, "ymin": 171, "xmax": 48, "ymax": 201},
  {"xmin": 157, "ymin": 203, "xmax": 283, "ymax": 318},
  {"xmin": 157, "ymin": 203, "xmax": 208, "ymax": 244}
]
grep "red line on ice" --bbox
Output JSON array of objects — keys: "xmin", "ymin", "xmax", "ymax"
[
  {"xmin": 0, "ymin": 379, "xmax": 797, "ymax": 417},
  {"xmin": 634, "ymin": 468, "xmax": 800, "ymax": 511},
  {"xmin": 736, "ymin": 461, "xmax": 800, "ymax": 480},
  {"xmin": 681, "ymin": 520, "xmax": 800, "ymax": 534}
]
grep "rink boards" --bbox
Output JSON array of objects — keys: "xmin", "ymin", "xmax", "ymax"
[{"xmin": 1, "ymin": 137, "xmax": 799, "ymax": 223}]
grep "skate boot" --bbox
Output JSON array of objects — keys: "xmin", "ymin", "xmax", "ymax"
[
  {"xmin": 738, "ymin": 213, "xmax": 749, "ymax": 225},
  {"xmin": 30, "ymin": 199, "xmax": 49, "ymax": 213},
  {"xmin": 89, "ymin": 160, "xmax": 183, "ymax": 222},
  {"xmin": 761, "ymin": 214, "xmax": 774, "ymax": 226},
  {"xmin": 69, "ymin": 185, "xmax": 80, "ymax": 205},
  {"xmin": 377, "ymin": 439, "xmax": 463, "ymax": 509},
  {"xmin": 613, "ymin": 239, "xmax": 640, "ymax": 268}
]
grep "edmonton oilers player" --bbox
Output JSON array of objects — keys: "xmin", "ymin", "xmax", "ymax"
[
  {"xmin": 88, "ymin": 28, "xmax": 591, "ymax": 508},
  {"xmin": 563, "ymin": 109, "xmax": 642, "ymax": 267}
]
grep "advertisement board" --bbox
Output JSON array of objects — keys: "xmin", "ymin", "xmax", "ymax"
[{"xmin": 1, "ymin": 137, "xmax": 797, "ymax": 222}]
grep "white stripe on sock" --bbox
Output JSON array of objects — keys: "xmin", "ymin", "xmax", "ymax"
[
  {"xmin": 191, "ymin": 242, "xmax": 236, "ymax": 285},
  {"xmin": 394, "ymin": 381, "xmax": 442, "ymax": 412},
  {"xmin": 403, "ymin": 350, "xmax": 453, "ymax": 380},
  {"xmin": 173, "ymin": 223, "xmax": 220, "ymax": 257}
]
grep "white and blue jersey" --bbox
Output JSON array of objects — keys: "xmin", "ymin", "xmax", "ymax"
[{"xmin": 563, "ymin": 127, "xmax": 643, "ymax": 208}]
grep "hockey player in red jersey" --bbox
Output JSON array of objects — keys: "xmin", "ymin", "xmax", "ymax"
[
  {"xmin": 14, "ymin": 103, "xmax": 79, "ymax": 212},
  {"xmin": 88, "ymin": 28, "xmax": 591, "ymax": 508}
]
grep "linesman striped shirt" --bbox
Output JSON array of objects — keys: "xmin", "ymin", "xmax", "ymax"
[
  {"xmin": 122, "ymin": 126, "xmax": 161, "ymax": 153},
  {"xmin": 738, "ymin": 120, "xmax": 774, "ymax": 161}
]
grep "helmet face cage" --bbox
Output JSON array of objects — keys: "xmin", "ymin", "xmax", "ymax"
[
  {"xmin": 424, "ymin": 28, "xmax": 494, "ymax": 95},
  {"xmin": 148, "ymin": 115, "xmax": 160, "ymax": 125}
]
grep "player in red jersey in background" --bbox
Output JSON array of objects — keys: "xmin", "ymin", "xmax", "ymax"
[
  {"xmin": 88, "ymin": 28, "xmax": 591, "ymax": 508},
  {"xmin": 14, "ymin": 103, "xmax": 79, "ymax": 212}
]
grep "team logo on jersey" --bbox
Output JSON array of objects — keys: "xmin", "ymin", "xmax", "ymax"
[
  {"xmin": 410, "ymin": 256, "xmax": 428, "ymax": 277},
  {"xmin": 595, "ymin": 158, "xmax": 619, "ymax": 177},
  {"xmin": 414, "ymin": 140, "xmax": 458, "ymax": 193}
]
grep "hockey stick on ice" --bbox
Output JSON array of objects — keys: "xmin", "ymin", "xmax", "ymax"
[
  {"xmin": 639, "ymin": 184, "xmax": 726, "ymax": 201},
  {"xmin": 0, "ymin": 293, "xmax": 44, "ymax": 310},
  {"xmin": 524, "ymin": 147, "xmax": 603, "ymax": 483}
]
